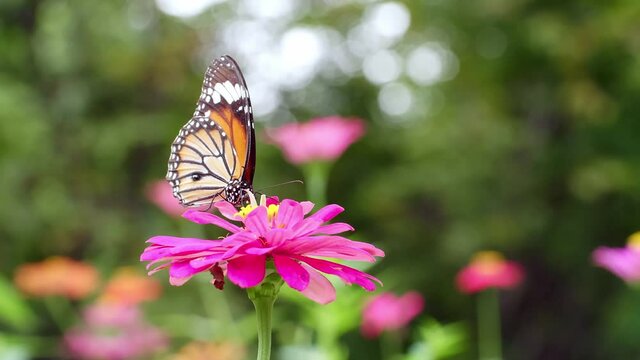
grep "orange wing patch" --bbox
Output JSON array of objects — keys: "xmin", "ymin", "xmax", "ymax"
[{"xmin": 210, "ymin": 108, "xmax": 247, "ymax": 178}]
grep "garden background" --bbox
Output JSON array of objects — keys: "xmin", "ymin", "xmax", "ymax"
[{"xmin": 1, "ymin": 0, "xmax": 640, "ymax": 359}]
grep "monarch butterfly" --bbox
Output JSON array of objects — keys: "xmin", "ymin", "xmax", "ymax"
[{"xmin": 166, "ymin": 55, "xmax": 256, "ymax": 208}]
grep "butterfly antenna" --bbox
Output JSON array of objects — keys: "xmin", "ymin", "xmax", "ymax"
[{"xmin": 255, "ymin": 180, "xmax": 304, "ymax": 193}]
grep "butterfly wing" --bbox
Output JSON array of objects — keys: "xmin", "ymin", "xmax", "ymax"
[{"xmin": 166, "ymin": 55, "xmax": 255, "ymax": 207}]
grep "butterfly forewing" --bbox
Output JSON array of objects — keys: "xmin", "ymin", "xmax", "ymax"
[{"xmin": 166, "ymin": 55, "xmax": 255, "ymax": 207}]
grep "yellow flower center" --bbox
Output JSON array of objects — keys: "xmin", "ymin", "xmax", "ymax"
[
  {"xmin": 267, "ymin": 204, "xmax": 279, "ymax": 221},
  {"xmin": 627, "ymin": 231, "xmax": 640, "ymax": 251},
  {"xmin": 470, "ymin": 251, "xmax": 505, "ymax": 275},
  {"xmin": 234, "ymin": 204, "xmax": 280, "ymax": 222},
  {"xmin": 235, "ymin": 205, "xmax": 255, "ymax": 218}
]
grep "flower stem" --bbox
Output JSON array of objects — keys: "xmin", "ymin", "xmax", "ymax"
[
  {"xmin": 247, "ymin": 274, "xmax": 283, "ymax": 360},
  {"xmin": 252, "ymin": 294, "xmax": 276, "ymax": 360},
  {"xmin": 302, "ymin": 162, "xmax": 330, "ymax": 206},
  {"xmin": 477, "ymin": 289, "xmax": 502, "ymax": 360}
]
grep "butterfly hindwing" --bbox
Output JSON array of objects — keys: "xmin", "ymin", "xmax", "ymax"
[{"xmin": 167, "ymin": 55, "xmax": 255, "ymax": 207}]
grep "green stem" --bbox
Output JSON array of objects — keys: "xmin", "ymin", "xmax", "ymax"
[
  {"xmin": 302, "ymin": 162, "xmax": 330, "ymax": 206},
  {"xmin": 247, "ymin": 274, "xmax": 283, "ymax": 360},
  {"xmin": 477, "ymin": 289, "xmax": 502, "ymax": 360},
  {"xmin": 252, "ymin": 294, "xmax": 276, "ymax": 360}
]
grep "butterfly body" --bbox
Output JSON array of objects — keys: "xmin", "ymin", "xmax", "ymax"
[{"xmin": 166, "ymin": 56, "xmax": 255, "ymax": 208}]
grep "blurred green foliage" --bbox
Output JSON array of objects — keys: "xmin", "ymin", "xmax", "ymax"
[{"xmin": 2, "ymin": 0, "xmax": 640, "ymax": 359}]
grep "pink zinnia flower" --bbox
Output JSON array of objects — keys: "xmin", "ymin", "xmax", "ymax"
[
  {"xmin": 456, "ymin": 251, "xmax": 524, "ymax": 294},
  {"xmin": 141, "ymin": 197, "xmax": 384, "ymax": 304},
  {"xmin": 593, "ymin": 231, "xmax": 640, "ymax": 282},
  {"xmin": 266, "ymin": 116, "xmax": 365, "ymax": 164},
  {"xmin": 145, "ymin": 180, "xmax": 185, "ymax": 217},
  {"xmin": 361, "ymin": 291, "xmax": 424, "ymax": 338},
  {"xmin": 65, "ymin": 304, "xmax": 167, "ymax": 360}
]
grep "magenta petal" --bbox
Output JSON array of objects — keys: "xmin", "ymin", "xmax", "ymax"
[
  {"xmin": 291, "ymin": 219, "xmax": 323, "ymax": 237},
  {"xmin": 266, "ymin": 196, "xmax": 280, "ymax": 206},
  {"xmin": 189, "ymin": 254, "xmax": 225, "ymax": 268},
  {"xmin": 265, "ymin": 228, "xmax": 290, "ymax": 247},
  {"xmin": 214, "ymin": 201, "xmax": 243, "ymax": 221},
  {"xmin": 170, "ymin": 275, "xmax": 192, "ymax": 286},
  {"xmin": 169, "ymin": 261, "xmax": 201, "ymax": 279},
  {"xmin": 315, "ymin": 222, "xmax": 354, "ymax": 234},
  {"xmin": 244, "ymin": 207, "xmax": 269, "ymax": 236},
  {"xmin": 222, "ymin": 239, "xmax": 263, "ymax": 258},
  {"xmin": 275, "ymin": 199, "xmax": 304, "ymax": 228},
  {"xmin": 299, "ymin": 263, "xmax": 336, "ymax": 304},
  {"xmin": 227, "ymin": 255, "xmax": 266, "ymax": 288},
  {"xmin": 274, "ymin": 255, "xmax": 310, "ymax": 291},
  {"xmin": 183, "ymin": 210, "xmax": 241, "ymax": 233},
  {"xmin": 300, "ymin": 201, "xmax": 314, "ymax": 215},
  {"xmin": 245, "ymin": 247, "xmax": 278, "ymax": 255},
  {"xmin": 146, "ymin": 236, "xmax": 214, "ymax": 247},
  {"xmin": 309, "ymin": 204, "xmax": 344, "ymax": 222},
  {"xmin": 284, "ymin": 236, "xmax": 383, "ymax": 262},
  {"xmin": 297, "ymin": 256, "xmax": 381, "ymax": 291}
]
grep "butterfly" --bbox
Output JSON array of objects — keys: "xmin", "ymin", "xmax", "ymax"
[{"xmin": 166, "ymin": 55, "xmax": 256, "ymax": 208}]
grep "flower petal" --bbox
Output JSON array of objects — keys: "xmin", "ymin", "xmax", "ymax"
[
  {"xmin": 244, "ymin": 207, "xmax": 269, "ymax": 236},
  {"xmin": 223, "ymin": 239, "xmax": 264, "ymax": 258},
  {"xmin": 309, "ymin": 204, "xmax": 344, "ymax": 222},
  {"xmin": 275, "ymin": 199, "xmax": 304, "ymax": 228},
  {"xmin": 274, "ymin": 255, "xmax": 309, "ymax": 291},
  {"xmin": 266, "ymin": 196, "xmax": 280, "ymax": 206},
  {"xmin": 168, "ymin": 261, "xmax": 200, "ymax": 286},
  {"xmin": 145, "ymin": 236, "xmax": 214, "ymax": 247},
  {"xmin": 169, "ymin": 275, "xmax": 192, "ymax": 286},
  {"xmin": 290, "ymin": 204, "xmax": 345, "ymax": 237},
  {"xmin": 214, "ymin": 201, "xmax": 243, "ymax": 221},
  {"xmin": 283, "ymin": 236, "xmax": 384, "ymax": 262},
  {"xmin": 227, "ymin": 255, "xmax": 266, "ymax": 288},
  {"xmin": 189, "ymin": 254, "xmax": 226, "ymax": 269},
  {"xmin": 299, "ymin": 263, "xmax": 336, "ymax": 304},
  {"xmin": 265, "ymin": 228, "xmax": 291, "ymax": 247},
  {"xmin": 291, "ymin": 218, "xmax": 323, "ymax": 238},
  {"xmin": 300, "ymin": 201, "xmax": 314, "ymax": 215},
  {"xmin": 297, "ymin": 256, "xmax": 381, "ymax": 291},
  {"xmin": 183, "ymin": 210, "xmax": 241, "ymax": 233},
  {"xmin": 315, "ymin": 222, "xmax": 354, "ymax": 235}
]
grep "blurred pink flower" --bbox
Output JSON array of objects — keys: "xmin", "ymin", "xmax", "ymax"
[
  {"xmin": 361, "ymin": 291, "xmax": 424, "ymax": 338},
  {"xmin": 266, "ymin": 116, "xmax": 365, "ymax": 164},
  {"xmin": 593, "ymin": 231, "xmax": 640, "ymax": 282},
  {"xmin": 456, "ymin": 251, "xmax": 524, "ymax": 294},
  {"xmin": 83, "ymin": 303, "xmax": 141, "ymax": 328},
  {"xmin": 141, "ymin": 196, "xmax": 384, "ymax": 304},
  {"xmin": 145, "ymin": 180, "xmax": 185, "ymax": 217},
  {"xmin": 65, "ymin": 304, "xmax": 167, "ymax": 360}
]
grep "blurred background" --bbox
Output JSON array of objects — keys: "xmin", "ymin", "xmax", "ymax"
[{"xmin": 2, "ymin": 0, "xmax": 640, "ymax": 359}]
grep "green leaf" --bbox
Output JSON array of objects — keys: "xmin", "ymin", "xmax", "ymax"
[{"xmin": 0, "ymin": 276, "xmax": 37, "ymax": 332}]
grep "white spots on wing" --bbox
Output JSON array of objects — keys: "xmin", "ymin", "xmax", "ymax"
[
  {"xmin": 223, "ymin": 81, "xmax": 237, "ymax": 99},
  {"xmin": 212, "ymin": 90, "xmax": 221, "ymax": 104},
  {"xmin": 214, "ymin": 82, "xmax": 233, "ymax": 104},
  {"xmin": 211, "ymin": 80, "xmax": 247, "ymax": 105}
]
